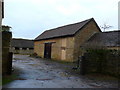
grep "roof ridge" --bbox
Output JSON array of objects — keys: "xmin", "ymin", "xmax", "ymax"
[
  {"xmin": 44, "ymin": 18, "xmax": 93, "ymax": 32},
  {"xmin": 35, "ymin": 18, "xmax": 95, "ymax": 41}
]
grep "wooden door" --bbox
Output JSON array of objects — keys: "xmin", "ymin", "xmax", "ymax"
[{"xmin": 44, "ymin": 43, "xmax": 52, "ymax": 59}]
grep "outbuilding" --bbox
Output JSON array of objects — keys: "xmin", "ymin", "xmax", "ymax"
[
  {"xmin": 34, "ymin": 18, "xmax": 101, "ymax": 62},
  {"xmin": 84, "ymin": 31, "xmax": 120, "ymax": 50},
  {"xmin": 11, "ymin": 38, "xmax": 34, "ymax": 54}
]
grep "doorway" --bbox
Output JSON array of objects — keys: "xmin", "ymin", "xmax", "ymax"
[{"xmin": 44, "ymin": 43, "xmax": 52, "ymax": 59}]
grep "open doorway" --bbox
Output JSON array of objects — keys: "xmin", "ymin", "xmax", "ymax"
[{"xmin": 44, "ymin": 43, "xmax": 52, "ymax": 59}]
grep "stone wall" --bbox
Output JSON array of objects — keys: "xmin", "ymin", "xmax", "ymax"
[
  {"xmin": 11, "ymin": 48, "xmax": 33, "ymax": 55},
  {"xmin": 0, "ymin": 29, "xmax": 2, "ymax": 77},
  {"xmin": 14, "ymin": 50, "xmax": 33, "ymax": 55},
  {"xmin": 34, "ymin": 37, "xmax": 74, "ymax": 62},
  {"xmin": 2, "ymin": 31, "xmax": 12, "ymax": 75},
  {"xmin": 0, "ymin": 1, "xmax": 2, "ymax": 27},
  {"xmin": 80, "ymin": 49, "xmax": 120, "ymax": 77},
  {"xmin": 74, "ymin": 20, "xmax": 101, "ymax": 61}
]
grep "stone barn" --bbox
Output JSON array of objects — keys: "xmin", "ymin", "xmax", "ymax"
[
  {"xmin": 84, "ymin": 31, "xmax": 120, "ymax": 50},
  {"xmin": 11, "ymin": 38, "xmax": 34, "ymax": 54},
  {"xmin": 34, "ymin": 18, "xmax": 101, "ymax": 62}
]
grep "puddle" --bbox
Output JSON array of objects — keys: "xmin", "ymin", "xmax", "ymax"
[
  {"xmin": 4, "ymin": 54, "xmax": 118, "ymax": 88},
  {"xmin": 88, "ymin": 83, "xmax": 103, "ymax": 88},
  {"xmin": 36, "ymin": 78, "xmax": 52, "ymax": 81}
]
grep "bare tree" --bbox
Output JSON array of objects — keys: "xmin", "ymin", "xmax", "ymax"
[{"xmin": 100, "ymin": 23, "xmax": 113, "ymax": 32}]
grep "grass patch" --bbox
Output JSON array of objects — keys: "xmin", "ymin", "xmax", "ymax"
[
  {"xmin": 2, "ymin": 67, "xmax": 20, "ymax": 85},
  {"xmin": 2, "ymin": 74, "xmax": 18, "ymax": 85}
]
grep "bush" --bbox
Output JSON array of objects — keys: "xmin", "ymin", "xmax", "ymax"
[
  {"xmin": 1, "ymin": 25, "xmax": 11, "ymax": 32},
  {"xmin": 83, "ymin": 48, "xmax": 120, "ymax": 77}
]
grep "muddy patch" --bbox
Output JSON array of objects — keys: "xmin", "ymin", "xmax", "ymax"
[
  {"xmin": 36, "ymin": 78, "xmax": 53, "ymax": 81},
  {"xmin": 15, "ymin": 78, "xmax": 27, "ymax": 80},
  {"xmin": 3, "ymin": 54, "xmax": 118, "ymax": 88}
]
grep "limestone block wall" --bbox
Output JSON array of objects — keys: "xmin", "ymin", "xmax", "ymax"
[
  {"xmin": 34, "ymin": 39, "xmax": 61, "ymax": 59},
  {"xmin": 11, "ymin": 48, "xmax": 34, "ymax": 55},
  {"xmin": 65, "ymin": 37, "xmax": 74, "ymax": 62},
  {"xmin": 34, "ymin": 37, "xmax": 74, "ymax": 62},
  {"xmin": 34, "ymin": 20, "xmax": 101, "ymax": 62},
  {"xmin": 0, "ymin": 0, "xmax": 1, "ymax": 37},
  {"xmin": 74, "ymin": 20, "xmax": 101, "ymax": 61}
]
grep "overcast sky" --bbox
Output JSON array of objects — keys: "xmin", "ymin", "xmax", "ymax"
[{"xmin": 2, "ymin": 0, "xmax": 119, "ymax": 39}]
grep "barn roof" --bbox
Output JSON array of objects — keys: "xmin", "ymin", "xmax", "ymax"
[
  {"xmin": 85, "ymin": 31, "xmax": 120, "ymax": 47},
  {"xmin": 11, "ymin": 38, "xmax": 34, "ymax": 48},
  {"xmin": 34, "ymin": 18, "xmax": 101, "ymax": 41}
]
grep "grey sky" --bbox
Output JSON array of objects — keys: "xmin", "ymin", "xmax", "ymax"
[{"xmin": 2, "ymin": 0, "xmax": 119, "ymax": 39}]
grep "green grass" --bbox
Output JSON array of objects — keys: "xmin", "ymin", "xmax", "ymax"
[
  {"xmin": 2, "ymin": 74, "xmax": 18, "ymax": 85},
  {"xmin": 2, "ymin": 66, "xmax": 22, "ymax": 85}
]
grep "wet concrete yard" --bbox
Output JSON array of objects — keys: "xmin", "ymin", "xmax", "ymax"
[{"xmin": 3, "ymin": 54, "xmax": 118, "ymax": 88}]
